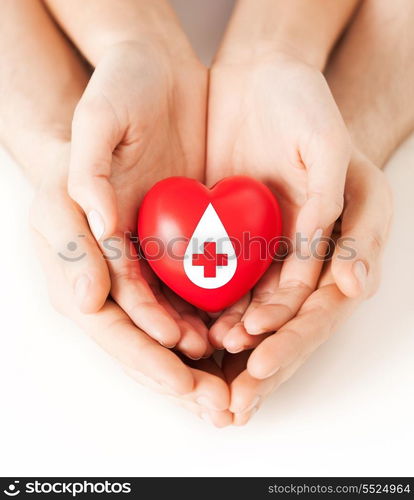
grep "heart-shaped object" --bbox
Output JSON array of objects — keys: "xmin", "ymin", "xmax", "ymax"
[{"xmin": 138, "ymin": 176, "xmax": 282, "ymax": 312}]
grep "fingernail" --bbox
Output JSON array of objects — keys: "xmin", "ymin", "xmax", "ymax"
[
  {"xmin": 227, "ymin": 345, "xmax": 244, "ymax": 354},
  {"xmin": 236, "ymin": 396, "xmax": 261, "ymax": 414},
  {"xmin": 353, "ymin": 260, "xmax": 367, "ymax": 291},
  {"xmin": 88, "ymin": 210, "xmax": 105, "ymax": 240},
  {"xmin": 187, "ymin": 354, "xmax": 202, "ymax": 360},
  {"xmin": 196, "ymin": 395, "xmax": 218, "ymax": 411},
  {"xmin": 160, "ymin": 341, "xmax": 177, "ymax": 349},
  {"xmin": 262, "ymin": 366, "xmax": 280, "ymax": 379},
  {"xmin": 74, "ymin": 274, "xmax": 90, "ymax": 304},
  {"xmin": 244, "ymin": 324, "xmax": 263, "ymax": 335},
  {"xmin": 244, "ymin": 317, "xmax": 263, "ymax": 335},
  {"xmin": 225, "ymin": 337, "xmax": 244, "ymax": 354}
]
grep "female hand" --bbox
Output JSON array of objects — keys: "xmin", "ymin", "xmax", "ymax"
[
  {"xmin": 208, "ymin": 53, "xmax": 351, "ymax": 348},
  {"xmin": 216, "ymin": 153, "xmax": 392, "ymax": 424},
  {"xmin": 67, "ymin": 41, "xmax": 212, "ymax": 359},
  {"xmin": 31, "ymin": 155, "xmax": 232, "ymax": 427}
]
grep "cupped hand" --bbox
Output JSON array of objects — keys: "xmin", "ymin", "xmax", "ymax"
[
  {"xmin": 30, "ymin": 156, "xmax": 232, "ymax": 427},
  {"xmin": 216, "ymin": 153, "xmax": 392, "ymax": 424},
  {"xmin": 67, "ymin": 41, "xmax": 211, "ymax": 358},
  {"xmin": 207, "ymin": 54, "xmax": 352, "ymax": 348}
]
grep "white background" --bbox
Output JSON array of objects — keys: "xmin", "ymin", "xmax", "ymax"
[{"xmin": 0, "ymin": 0, "xmax": 413, "ymax": 477}]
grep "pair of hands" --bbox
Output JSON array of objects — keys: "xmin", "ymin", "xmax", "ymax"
[{"xmin": 30, "ymin": 41, "xmax": 392, "ymax": 425}]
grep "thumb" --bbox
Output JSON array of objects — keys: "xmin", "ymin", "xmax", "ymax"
[
  {"xmin": 332, "ymin": 161, "xmax": 393, "ymax": 298},
  {"xmin": 68, "ymin": 96, "xmax": 121, "ymax": 241},
  {"xmin": 296, "ymin": 130, "xmax": 350, "ymax": 246},
  {"xmin": 31, "ymin": 188, "xmax": 111, "ymax": 313}
]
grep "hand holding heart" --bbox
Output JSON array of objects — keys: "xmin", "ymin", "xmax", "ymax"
[
  {"xmin": 0, "ymin": 0, "xmax": 400, "ymax": 428},
  {"xmin": 62, "ymin": 41, "xmax": 388, "ymax": 426},
  {"xmin": 67, "ymin": 45, "xmax": 355, "ymax": 355},
  {"xmin": 31, "ymin": 147, "xmax": 391, "ymax": 426}
]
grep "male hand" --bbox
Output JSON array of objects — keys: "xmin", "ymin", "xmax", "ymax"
[{"xmin": 214, "ymin": 153, "xmax": 392, "ymax": 424}]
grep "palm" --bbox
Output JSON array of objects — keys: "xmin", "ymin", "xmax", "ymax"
[{"xmin": 90, "ymin": 44, "xmax": 206, "ymax": 230}]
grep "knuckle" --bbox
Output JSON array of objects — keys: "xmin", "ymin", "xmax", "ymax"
[
  {"xmin": 72, "ymin": 92, "xmax": 119, "ymax": 133},
  {"xmin": 311, "ymin": 191, "xmax": 344, "ymax": 221},
  {"xmin": 314, "ymin": 124, "xmax": 351, "ymax": 155},
  {"xmin": 112, "ymin": 262, "xmax": 142, "ymax": 283},
  {"xmin": 129, "ymin": 342, "xmax": 156, "ymax": 372},
  {"xmin": 282, "ymin": 328, "xmax": 306, "ymax": 360},
  {"xmin": 301, "ymin": 302, "xmax": 333, "ymax": 344}
]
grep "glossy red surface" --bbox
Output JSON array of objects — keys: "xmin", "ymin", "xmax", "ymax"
[{"xmin": 138, "ymin": 176, "xmax": 282, "ymax": 312}]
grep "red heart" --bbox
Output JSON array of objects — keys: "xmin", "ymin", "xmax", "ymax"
[{"xmin": 138, "ymin": 176, "xmax": 282, "ymax": 312}]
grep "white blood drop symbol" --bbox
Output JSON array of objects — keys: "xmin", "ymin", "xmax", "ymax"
[{"xmin": 184, "ymin": 203, "xmax": 237, "ymax": 289}]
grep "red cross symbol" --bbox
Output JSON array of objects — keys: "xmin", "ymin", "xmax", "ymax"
[{"xmin": 192, "ymin": 241, "xmax": 228, "ymax": 278}]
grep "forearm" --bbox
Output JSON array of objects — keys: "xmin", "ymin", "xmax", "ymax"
[
  {"xmin": 0, "ymin": 0, "xmax": 88, "ymax": 186},
  {"xmin": 326, "ymin": 0, "xmax": 414, "ymax": 167},
  {"xmin": 215, "ymin": 0, "xmax": 360, "ymax": 69},
  {"xmin": 44, "ymin": 0, "xmax": 195, "ymax": 65}
]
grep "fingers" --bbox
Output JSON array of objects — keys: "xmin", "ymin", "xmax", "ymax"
[
  {"xmin": 30, "ymin": 187, "xmax": 110, "ymax": 313},
  {"xmin": 332, "ymin": 160, "xmax": 393, "ymax": 298},
  {"xmin": 162, "ymin": 287, "xmax": 211, "ymax": 360},
  {"xmin": 247, "ymin": 282, "xmax": 358, "ymax": 379},
  {"xmin": 173, "ymin": 399, "xmax": 233, "ymax": 428},
  {"xmin": 208, "ymin": 294, "xmax": 250, "ymax": 349},
  {"xmin": 212, "ymin": 242, "xmax": 326, "ymax": 352},
  {"xmin": 222, "ymin": 352, "xmax": 272, "ymax": 426},
  {"xmin": 242, "ymin": 240, "xmax": 327, "ymax": 335},
  {"xmin": 90, "ymin": 306, "xmax": 230, "ymax": 425},
  {"xmin": 184, "ymin": 364, "xmax": 231, "ymax": 412},
  {"xmin": 170, "ymin": 358, "xmax": 233, "ymax": 427},
  {"xmin": 296, "ymin": 106, "xmax": 350, "ymax": 243},
  {"xmin": 229, "ymin": 369, "xmax": 273, "ymax": 414},
  {"xmin": 68, "ymin": 93, "xmax": 121, "ymax": 240},
  {"xmin": 34, "ymin": 222, "xmax": 231, "ymax": 426},
  {"xmin": 226, "ymin": 359, "xmax": 302, "ymax": 426},
  {"xmin": 81, "ymin": 302, "xmax": 194, "ymax": 395},
  {"xmin": 106, "ymin": 236, "xmax": 181, "ymax": 348},
  {"xmin": 223, "ymin": 281, "xmax": 359, "ymax": 424},
  {"xmin": 33, "ymin": 227, "xmax": 194, "ymax": 395}
]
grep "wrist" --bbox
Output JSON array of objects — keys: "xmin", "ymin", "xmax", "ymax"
[
  {"xmin": 215, "ymin": 0, "xmax": 360, "ymax": 71},
  {"xmin": 48, "ymin": 0, "xmax": 196, "ymax": 66},
  {"xmin": 215, "ymin": 35, "xmax": 326, "ymax": 71},
  {"xmin": 100, "ymin": 37, "xmax": 199, "ymax": 71}
]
